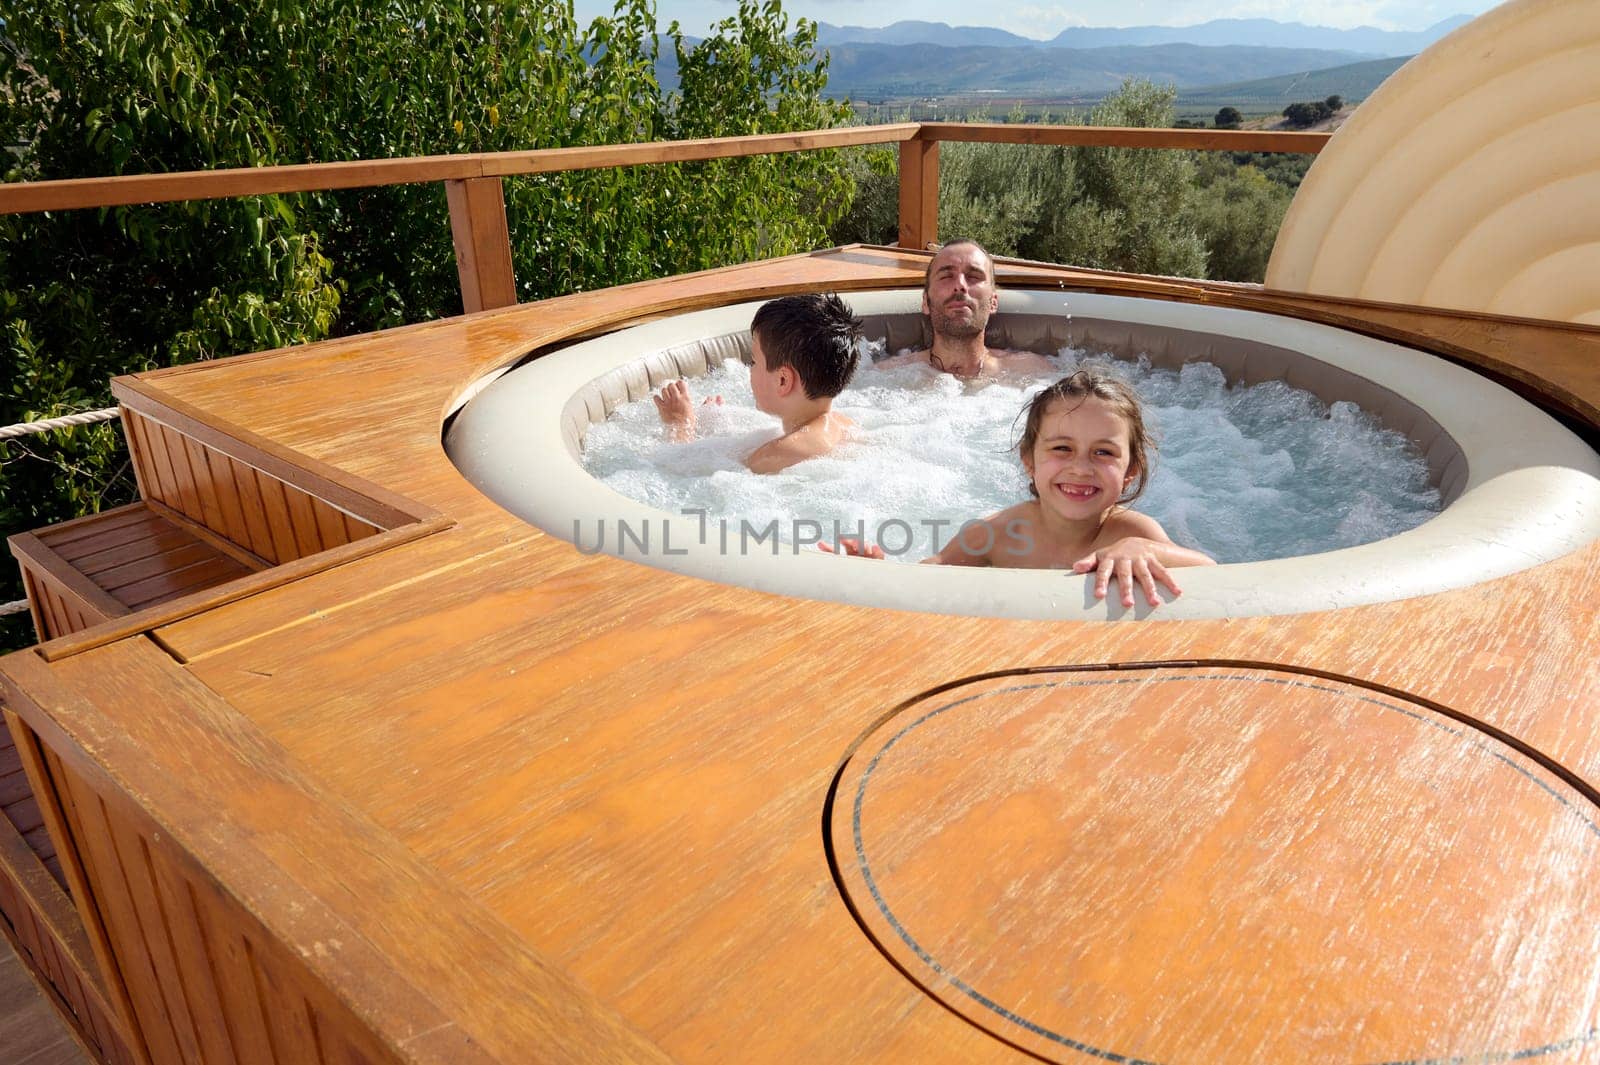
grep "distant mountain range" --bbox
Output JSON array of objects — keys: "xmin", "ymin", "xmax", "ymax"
[
  {"xmin": 652, "ymin": 15, "xmax": 1475, "ymax": 102},
  {"xmin": 814, "ymin": 16, "xmax": 1473, "ymax": 58},
  {"xmin": 819, "ymin": 42, "xmax": 1383, "ymax": 98}
]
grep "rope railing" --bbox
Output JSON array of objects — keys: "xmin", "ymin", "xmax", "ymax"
[
  {"xmin": 0, "ymin": 407, "xmax": 121, "ymax": 440},
  {"xmin": 2, "ymin": 409, "xmax": 123, "ymax": 630},
  {"xmin": 3, "ymin": 409, "xmax": 124, "ymax": 629}
]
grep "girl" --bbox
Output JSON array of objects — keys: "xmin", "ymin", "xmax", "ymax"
[{"xmin": 829, "ymin": 369, "xmax": 1214, "ymax": 608}]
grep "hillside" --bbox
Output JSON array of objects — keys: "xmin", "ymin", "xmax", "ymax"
[{"xmin": 1176, "ymin": 55, "xmax": 1411, "ymax": 110}]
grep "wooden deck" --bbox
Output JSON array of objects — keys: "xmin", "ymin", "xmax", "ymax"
[
  {"xmin": 0, "ymin": 930, "xmax": 91, "ymax": 1065},
  {"xmin": 2, "ymin": 246, "xmax": 1599, "ymax": 1063}
]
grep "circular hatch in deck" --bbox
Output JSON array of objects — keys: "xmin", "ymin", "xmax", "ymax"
[{"xmin": 828, "ymin": 668, "xmax": 1600, "ymax": 1064}]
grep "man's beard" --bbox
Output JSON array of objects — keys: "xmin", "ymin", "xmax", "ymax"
[{"xmin": 930, "ymin": 298, "xmax": 987, "ymax": 340}]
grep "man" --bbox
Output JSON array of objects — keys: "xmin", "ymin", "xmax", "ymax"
[{"xmin": 879, "ymin": 238, "xmax": 1055, "ymax": 377}]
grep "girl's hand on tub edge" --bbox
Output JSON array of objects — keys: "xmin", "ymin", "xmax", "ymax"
[{"xmin": 819, "ymin": 538, "xmax": 886, "ymax": 560}]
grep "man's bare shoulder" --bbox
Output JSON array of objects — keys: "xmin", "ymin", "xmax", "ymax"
[
  {"xmin": 871, "ymin": 347, "xmax": 1055, "ymax": 376},
  {"xmin": 874, "ymin": 348, "xmax": 932, "ymax": 369},
  {"xmin": 993, "ymin": 347, "xmax": 1057, "ymax": 372}
]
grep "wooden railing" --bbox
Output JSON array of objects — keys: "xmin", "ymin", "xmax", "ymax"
[{"xmin": 0, "ymin": 122, "xmax": 1331, "ymax": 313}]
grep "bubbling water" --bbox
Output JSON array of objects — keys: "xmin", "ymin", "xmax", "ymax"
[{"xmin": 581, "ymin": 347, "xmax": 1443, "ymax": 564}]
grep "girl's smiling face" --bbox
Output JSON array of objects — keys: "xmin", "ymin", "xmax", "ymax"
[{"xmin": 1023, "ymin": 396, "xmax": 1137, "ymax": 519}]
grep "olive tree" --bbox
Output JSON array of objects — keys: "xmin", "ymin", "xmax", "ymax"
[{"xmin": 1030, "ymin": 81, "xmax": 1207, "ymax": 277}]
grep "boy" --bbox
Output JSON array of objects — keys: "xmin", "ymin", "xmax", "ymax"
[{"xmin": 653, "ymin": 293, "xmax": 861, "ymax": 474}]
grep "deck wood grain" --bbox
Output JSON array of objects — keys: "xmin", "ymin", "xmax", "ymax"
[{"xmin": 2, "ymin": 248, "xmax": 1598, "ymax": 1063}]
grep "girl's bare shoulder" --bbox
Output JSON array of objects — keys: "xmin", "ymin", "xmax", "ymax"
[
  {"xmin": 983, "ymin": 500, "xmax": 1043, "ymax": 532},
  {"xmin": 931, "ymin": 502, "xmax": 1039, "ymax": 566},
  {"xmin": 1099, "ymin": 506, "xmax": 1170, "ymax": 543}
]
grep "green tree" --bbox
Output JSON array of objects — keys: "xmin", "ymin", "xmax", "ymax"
[
  {"xmin": 1215, "ymin": 106, "xmax": 1243, "ymax": 129},
  {"xmin": 0, "ymin": 0, "xmax": 851, "ymax": 649},
  {"xmin": 833, "ymin": 83, "xmax": 1299, "ymax": 289},
  {"xmin": 884, "ymin": 84, "xmax": 1207, "ymax": 279},
  {"xmin": 1224, "ymin": 151, "xmax": 1313, "ymax": 192},
  {"xmin": 1189, "ymin": 156, "xmax": 1293, "ymax": 282},
  {"xmin": 2, "ymin": 0, "xmax": 347, "ymax": 634},
  {"xmin": 1031, "ymin": 81, "xmax": 1206, "ymax": 277},
  {"xmin": 831, "ymin": 144, "xmax": 901, "ymax": 247},
  {"xmin": 929, "ymin": 107, "xmax": 1068, "ymax": 258},
  {"xmin": 647, "ymin": 1, "xmax": 852, "ymax": 274}
]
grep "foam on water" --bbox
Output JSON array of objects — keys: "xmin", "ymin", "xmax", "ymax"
[{"xmin": 581, "ymin": 347, "xmax": 1443, "ymax": 564}]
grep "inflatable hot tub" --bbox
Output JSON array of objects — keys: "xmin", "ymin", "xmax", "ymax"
[{"xmin": 445, "ymin": 290, "xmax": 1600, "ymax": 619}]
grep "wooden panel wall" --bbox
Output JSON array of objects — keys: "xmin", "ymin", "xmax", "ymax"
[
  {"xmin": 25, "ymin": 734, "xmax": 399, "ymax": 1065},
  {"xmin": 0, "ymin": 855, "xmax": 134, "ymax": 1065},
  {"xmin": 123, "ymin": 409, "xmax": 381, "ymax": 567},
  {"xmin": 17, "ymin": 560, "xmax": 117, "ymax": 644},
  {"xmin": 0, "ymin": 730, "xmax": 134, "ymax": 1064},
  {"xmin": 0, "ymin": 727, "xmax": 62, "ymax": 889}
]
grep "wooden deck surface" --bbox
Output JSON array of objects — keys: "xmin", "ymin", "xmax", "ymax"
[
  {"xmin": 3, "ymin": 247, "xmax": 1599, "ymax": 1063},
  {"xmin": 0, "ymin": 929, "xmax": 91, "ymax": 1065}
]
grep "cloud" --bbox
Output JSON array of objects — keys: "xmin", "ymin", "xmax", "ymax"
[
  {"xmin": 1227, "ymin": 1, "xmax": 1398, "ymax": 29},
  {"xmin": 1373, "ymin": 0, "xmax": 1495, "ymax": 27},
  {"xmin": 1003, "ymin": 6, "xmax": 1090, "ymax": 36}
]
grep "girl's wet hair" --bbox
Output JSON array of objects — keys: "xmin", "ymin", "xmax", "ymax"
[{"xmin": 1017, "ymin": 369, "xmax": 1152, "ymax": 504}]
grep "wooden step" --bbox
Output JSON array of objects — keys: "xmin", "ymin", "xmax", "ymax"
[{"xmin": 8, "ymin": 501, "xmax": 267, "ymax": 644}]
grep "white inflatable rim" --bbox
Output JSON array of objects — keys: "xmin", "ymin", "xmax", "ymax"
[{"xmin": 445, "ymin": 290, "xmax": 1600, "ymax": 620}]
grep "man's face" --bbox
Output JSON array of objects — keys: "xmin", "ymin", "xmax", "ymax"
[{"xmin": 922, "ymin": 243, "xmax": 998, "ymax": 340}]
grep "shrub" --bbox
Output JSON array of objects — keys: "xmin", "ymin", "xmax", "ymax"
[{"xmin": 1282, "ymin": 100, "xmax": 1334, "ymax": 128}]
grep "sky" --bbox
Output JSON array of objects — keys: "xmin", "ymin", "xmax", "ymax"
[{"xmin": 571, "ymin": 0, "xmax": 1508, "ymax": 40}]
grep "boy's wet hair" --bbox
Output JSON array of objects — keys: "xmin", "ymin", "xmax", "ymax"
[
  {"xmin": 1017, "ymin": 369, "xmax": 1152, "ymax": 505},
  {"xmin": 750, "ymin": 293, "xmax": 862, "ymax": 399}
]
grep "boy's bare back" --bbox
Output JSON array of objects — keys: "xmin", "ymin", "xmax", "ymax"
[{"xmin": 745, "ymin": 412, "xmax": 854, "ymax": 474}]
